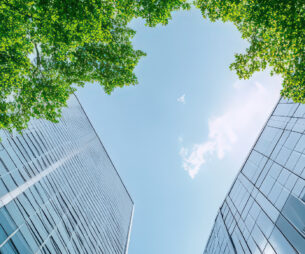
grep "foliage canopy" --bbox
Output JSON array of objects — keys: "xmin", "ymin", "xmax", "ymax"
[
  {"xmin": 2, "ymin": 0, "xmax": 305, "ymax": 134},
  {"xmin": 0, "ymin": 0, "xmax": 190, "ymax": 132},
  {"xmin": 195, "ymin": 0, "xmax": 305, "ymax": 103}
]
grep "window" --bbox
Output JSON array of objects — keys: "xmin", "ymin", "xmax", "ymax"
[
  {"xmin": 276, "ymin": 215, "xmax": 305, "ymax": 254},
  {"xmin": 281, "ymin": 194, "xmax": 305, "ymax": 236}
]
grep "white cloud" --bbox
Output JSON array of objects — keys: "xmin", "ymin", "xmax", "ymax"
[
  {"xmin": 177, "ymin": 94, "xmax": 186, "ymax": 104},
  {"xmin": 180, "ymin": 75, "xmax": 282, "ymax": 179}
]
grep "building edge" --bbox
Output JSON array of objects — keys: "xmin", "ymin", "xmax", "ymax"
[
  {"xmin": 74, "ymin": 93, "xmax": 134, "ymax": 205},
  {"xmin": 124, "ymin": 205, "xmax": 135, "ymax": 254},
  {"xmin": 202, "ymin": 94, "xmax": 282, "ymax": 252}
]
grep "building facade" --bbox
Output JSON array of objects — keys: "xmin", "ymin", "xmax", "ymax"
[
  {"xmin": 204, "ymin": 98, "xmax": 305, "ymax": 254},
  {"xmin": 0, "ymin": 95, "xmax": 133, "ymax": 253}
]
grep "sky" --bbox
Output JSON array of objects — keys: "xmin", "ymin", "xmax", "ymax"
[{"xmin": 76, "ymin": 8, "xmax": 282, "ymax": 254}]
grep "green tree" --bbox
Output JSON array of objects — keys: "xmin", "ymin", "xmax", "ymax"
[
  {"xmin": 0, "ymin": 0, "xmax": 190, "ymax": 133},
  {"xmin": 195, "ymin": 0, "xmax": 305, "ymax": 103}
]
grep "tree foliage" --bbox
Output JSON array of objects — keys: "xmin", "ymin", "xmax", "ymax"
[
  {"xmin": 4, "ymin": 0, "xmax": 302, "ymax": 134},
  {"xmin": 0, "ymin": 0, "xmax": 190, "ymax": 133},
  {"xmin": 196, "ymin": 0, "xmax": 305, "ymax": 103}
]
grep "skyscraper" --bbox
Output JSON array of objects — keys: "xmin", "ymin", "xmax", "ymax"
[
  {"xmin": 204, "ymin": 98, "xmax": 305, "ymax": 254},
  {"xmin": 0, "ymin": 95, "xmax": 133, "ymax": 253}
]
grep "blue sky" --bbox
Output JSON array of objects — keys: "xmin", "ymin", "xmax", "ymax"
[{"xmin": 77, "ymin": 8, "xmax": 282, "ymax": 254}]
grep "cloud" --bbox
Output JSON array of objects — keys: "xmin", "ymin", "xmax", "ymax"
[
  {"xmin": 180, "ymin": 76, "xmax": 282, "ymax": 178},
  {"xmin": 180, "ymin": 142, "xmax": 215, "ymax": 179},
  {"xmin": 177, "ymin": 94, "xmax": 186, "ymax": 104}
]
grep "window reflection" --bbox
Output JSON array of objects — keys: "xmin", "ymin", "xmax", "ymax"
[
  {"xmin": 282, "ymin": 195, "xmax": 305, "ymax": 236},
  {"xmin": 269, "ymin": 227, "xmax": 296, "ymax": 254}
]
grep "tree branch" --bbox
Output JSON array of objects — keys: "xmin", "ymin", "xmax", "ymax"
[{"xmin": 34, "ymin": 43, "xmax": 41, "ymax": 67}]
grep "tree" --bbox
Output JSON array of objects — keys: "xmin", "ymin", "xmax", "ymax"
[
  {"xmin": 195, "ymin": 0, "xmax": 305, "ymax": 103},
  {"xmin": 0, "ymin": 0, "xmax": 190, "ymax": 133}
]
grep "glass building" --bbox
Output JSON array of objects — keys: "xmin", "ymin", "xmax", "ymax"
[
  {"xmin": 204, "ymin": 98, "xmax": 305, "ymax": 254},
  {"xmin": 0, "ymin": 95, "xmax": 133, "ymax": 253}
]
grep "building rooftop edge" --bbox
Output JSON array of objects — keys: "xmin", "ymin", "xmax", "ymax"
[{"xmin": 74, "ymin": 93, "xmax": 134, "ymax": 205}]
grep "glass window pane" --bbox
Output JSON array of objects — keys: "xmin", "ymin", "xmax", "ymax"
[
  {"xmin": 276, "ymin": 215, "xmax": 305, "ymax": 254},
  {"xmin": 269, "ymin": 227, "xmax": 296, "ymax": 254},
  {"xmin": 281, "ymin": 194, "xmax": 305, "ymax": 236}
]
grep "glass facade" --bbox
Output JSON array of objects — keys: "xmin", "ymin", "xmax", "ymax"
[
  {"xmin": 0, "ymin": 95, "xmax": 133, "ymax": 254},
  {"xmin": 204, "ymin": 98, "xmax": 305, "ymax": 254}
]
